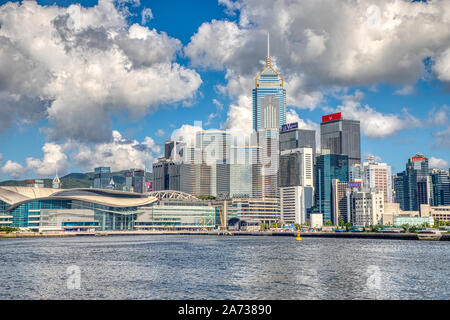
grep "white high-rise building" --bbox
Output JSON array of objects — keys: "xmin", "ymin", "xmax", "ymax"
[
  {"xmin": 352, "ymin": 190, "xmax": 384, "ymax": 226},
  {"xmin": 279, "ymin": 147, "xmax": 314, "ymax": 225},
  {"xmin": 280, "ymin": 186, "xmax": 314, "ymax": 224},
  {"xmin": 363, "ymin": 160, "xmax": 393, "ymax": 203}
]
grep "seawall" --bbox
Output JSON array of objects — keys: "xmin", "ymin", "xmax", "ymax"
[{"xmin": 1, "ymin": 230, "xmax": 449, "ymax": 241}]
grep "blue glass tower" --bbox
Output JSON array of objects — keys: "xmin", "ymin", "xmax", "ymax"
[
  {"xmin": 314, "ymin": 154, "xmax": 349, "ymax": 224},
  {"xmin": 253, "ymin": 34, "xmax": 286, "ymax": 132}
]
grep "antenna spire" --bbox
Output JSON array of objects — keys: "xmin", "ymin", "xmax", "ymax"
[{"xmin": 266, "ymin": 32, "xmax": 271, "ymax": 67}]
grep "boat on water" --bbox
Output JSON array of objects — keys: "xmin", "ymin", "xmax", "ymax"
[
  {"xmin": 95, "ymin": 232, "xmax": 107, "ymax": 237},
  {"xmin": 417, "ymin": 230, "xmax": 442, "ymax": 241}
]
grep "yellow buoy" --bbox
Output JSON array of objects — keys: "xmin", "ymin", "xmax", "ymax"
[{"xmin": 296, "ymin": 232, "xmax": 302, "ymax": 241}]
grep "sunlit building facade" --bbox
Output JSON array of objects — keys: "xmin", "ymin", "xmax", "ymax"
[{"xmin": 253, "ymin": 35, "xmax": 286, "ymax": 132}]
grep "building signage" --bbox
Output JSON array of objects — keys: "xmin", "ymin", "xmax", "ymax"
[
  {"xmin": 281, "ymin": 122, "xmax": 298, "ymax": 132},
  {"xmin": 322, "ymin": 112, "xmax": 342, "ymax": 123},
  {"xmin": 348, "ymin": 182, "xmax": 362, "ymax": 188},
  {"xmin": 411, "ymin": 157, "xmax": 425, "ymax": 162}
]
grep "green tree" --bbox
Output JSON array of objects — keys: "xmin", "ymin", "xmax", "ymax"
[
  {"xmin": 345, "ymin": 222, "xmax": 353, "ymax": 232},
  {"xmin": 0, "ymin": 226, "xmax": 19, "ymax": 234},
  {"xmin": 325, "ymin": 220, "xmax": 333, "ymax": 226},
  {"xmin": 197, "ymin": 195, "xmax": 216, "ymax": 200},
  {"xmin": 259, "ymin": 223, "xmax": 269, "ymax": 230}
]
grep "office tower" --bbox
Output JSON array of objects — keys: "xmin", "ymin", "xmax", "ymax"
[
  {"xmin": 332, "ymin": 180, "xmax": 363, "ymax": 224},
  {"xmin": 278, "ymin": 131, "xmax": 314, "ymax": 225},
  {"xmin": 168, "ymin": 164, "xmax": 181, "ymax": 191},
  {"xmin": 279, "ymin": 147, "xmax": 314, "ymax": 188},
  {"xmin": 152, "ymin": 158, "xmax": 171, "ymax": 191},
  {"xmin": 229, "ymin": 146, "xmax": 259, "ymax": 198},
  {"xmin": 94, "ymin": 167, "xmax": 111, "ymax": 189},
  {"xmin": 195, "ymin": 130, "xmax": 231, "ymax": 197},
  {"xmin": 227, "ymin": 198, "xmax": 281, "ymax": 225},
  {"xmin": 363, "ymin": 159, "xmax": 393, "ymax": 203},
  {"xmin": 125, "ymin": 169, "xmax": 146, "ymax": 193},
  {"xmin": 279, "ymin": 122, "xmax": 316, "ymax": 156},
  {"xmin": 393, "ymin": 173, "xmax": 405, "ymax": 207},
  {"xmin": 314, "ymin": 154, "xmax": 349, "ymax": 224},
  {"xmin": 431, "ymin": 169, "xmax": 450, "ymax": 206},
  {"xmin": 349, "ymin": 163, "xmax": 363, "ymax": 181},
  {"xmin": 216, "ymin": 163, "xmax": 230, "ymax": 198},
  {"xmin": 352, "ymin": 190, "xmax": 384, "ymax": 226},
  {"xmin": 165, "ymin": 140, "xmax": 185, "ymax": 161},
  {"xmin": 253, "ymin": 129, "xmax": 279, "ymax": 198},
  {"xmin": 332, "ymin": 180, "xmax": 350, "ymax": 225},
  {"xmin": 320, "ymin": 112, "xmax": 361, "ymax": 168},
  {"xmin": 253, "ymin": 34, "xmax": 286, "ymax": 132},
  {"xmin": 394, "ymin": 153, "xmax": 430, "ymax": 211},
  {"xmin": 196, "ymin": 130, "xmax": 230, "ymax": 165},
  {"xmin": 280, "ymin": 186, "xmax": 313, "ymax": 224},
  {"xmin": 417, "ymin": 175, "xmax": 433, "ymax": 209}
]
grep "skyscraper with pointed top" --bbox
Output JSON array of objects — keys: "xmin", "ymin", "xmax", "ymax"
[{"xmin": 252, "ymin": 33, "xmax": 286, "ymax": 132}]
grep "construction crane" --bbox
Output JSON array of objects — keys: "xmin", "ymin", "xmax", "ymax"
[{"xmin": 200, "ymin": 217, "xmax": 208, "ymax": 232}]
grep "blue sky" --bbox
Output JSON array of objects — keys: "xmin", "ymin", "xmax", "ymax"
[{"xmin": 0, "ymin": 0, "xmax": 449, "ymax": 180}]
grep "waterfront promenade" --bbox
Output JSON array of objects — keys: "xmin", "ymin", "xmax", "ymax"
[{"xmin": 1, "ymin": 230, "xmax": 449, "ymax": 241}]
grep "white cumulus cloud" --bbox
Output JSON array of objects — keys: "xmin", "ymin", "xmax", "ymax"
[
  {"xmin": 1, "ymin": 160, "xmax": 25, "ymax": 179},
  {"xmin": 185, "ymin": 0, "xmax": 450, "ymax": 138},
  {"xmin": 429, "ymin": 157, "xmax": 449, "ymax": 170},
  {"xmin": 0, "ymin": 0, "xmax": 201, "ymax": 142}
]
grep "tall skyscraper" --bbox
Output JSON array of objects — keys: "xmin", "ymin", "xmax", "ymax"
[
  {"xmin": 196, "ymin": 130, "xmax": 231, "ymax": 197},
  {"xmin": 165, "ymin": 140, "xmax": 186, "ymax": 161},
  {"xmin": 94, "ymin": 167, "xmax": 111, "ymax": 189},
  {"xmin": 229, "ymin": 145, "xmax": 259, "ymax": 198},
  {"xmin": 279, "ymin": 147, "xmax": 314, "ymax": 225},
  {"xmin": 279, "ymin": 122, "xmax": 316, "ymax": 156},
  {"xmin": 124, "ymin": 169, "xmax": 145, "ymax": 194},
  {"xmin": 253, "ymin": 34, "xmax": 286, "ymax": 132},
  {"xmin": 152, "ymin": 159, "xmax": 171, "ymax": 191},
  {"xmin": 320, "ymin": 112, "xmax": 361, "ymax": 168},
  {"xmin": 363, "ymin": 159, "xmax": 393, "ymax": 203},
  {"xmin": 279, "ymin": 147, "xmax": 314, "ymax": 188},
  {"xmin": 254, "ymin": 129, "xmax": 279, "ymax": 198},
  {"xmin": 394, "ymin": 153, "xmax": 430, "ymax": 211},
  {"xmin": 314, "ymin": 154, "xmax": 349, "ymax": 224},
  {"xmin": 431, "ymin": 169, "xmax": 450, "ymax": 206}
]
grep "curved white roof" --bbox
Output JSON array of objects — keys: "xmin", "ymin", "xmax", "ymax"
[{"xmin": 0, "ymin": 186, "xmax": 158, "ymax": 209}]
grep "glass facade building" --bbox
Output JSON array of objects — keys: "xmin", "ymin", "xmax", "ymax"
[
  {"xmin": 431, "ymin": 169, "xmax": 450, "ymax": 206},
  {"xmin": 314, "ymin": 154, "xmax": 349, "ymax": 223},
  {"xmin": 279, "ymin": 127, "xmax": 316, "ymax": 156},
  {"xmin": 94, "ymin": 167, "xmax": 111, "ymax": 189},
  {"xmin": 394, "ymin": 154, "xmax": 430, "ymax": 211},
  {"xmin": 320, "ymin": 116, "xmax": 361, "ymax": 169},
  {"xmin": 279, "ymin": 147, "xmax": 314, "ymax": 188},
  {"xmin": 252, "ymin": 42, "xmax": 286, "ymax": 132},
  {"xmin": 135, "ymin": 201, "xmax": 218, "ymax": 230},
  {"xmin": 0, "ymin": 187, "xmax": 157, "ymax": 230}
]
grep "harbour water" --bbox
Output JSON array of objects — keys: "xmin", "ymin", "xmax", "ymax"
[{"xmin": 0, "ymin": 235, "xmax": 448, "ymax": 300}]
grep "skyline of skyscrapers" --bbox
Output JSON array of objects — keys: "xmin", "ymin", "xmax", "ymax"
[{"xmin": 83, "ymin": 35, "xmax": 447, "ymax": 227}]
